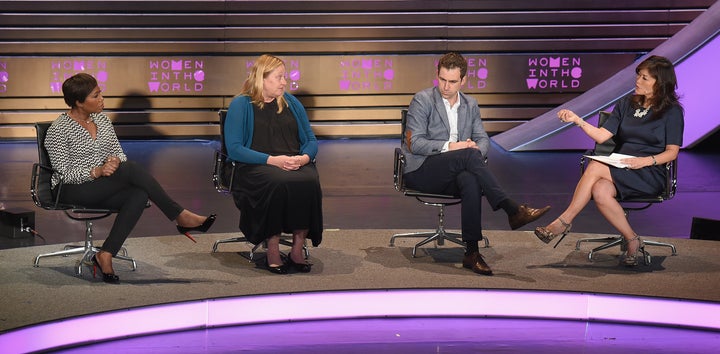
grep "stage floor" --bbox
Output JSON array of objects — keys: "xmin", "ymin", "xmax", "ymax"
[{"xmin": 2, "ymin": 229, "xmax": 720, "ymax": 350}]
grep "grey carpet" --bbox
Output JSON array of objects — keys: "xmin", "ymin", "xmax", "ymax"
[{"xmin": 1, "ymin": 229, "xmax": 719, "ymax": 332}]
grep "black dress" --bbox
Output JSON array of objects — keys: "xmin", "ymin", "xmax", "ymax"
[
  {"xmin": 602, "ymin": 95, "xmax": 684, "ymax": 199},
  {"xmin": 231, "ymin": 100, "xmax": 323, "ymax": 246}
]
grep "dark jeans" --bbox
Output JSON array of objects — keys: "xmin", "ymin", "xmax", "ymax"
[
  {"xmin": 57, "ymin": 161, "xmax": 183, "ymax": 255},
  {"xmin": 404, "ymin": 148, "xmax": 509, "ymax": 241}
]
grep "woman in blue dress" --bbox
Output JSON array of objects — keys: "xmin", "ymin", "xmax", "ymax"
[{"xmin": 534, "ymin": 55, "xmax": 684, "ymax": 266}]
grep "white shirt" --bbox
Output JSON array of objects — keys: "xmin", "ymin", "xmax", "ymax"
[{"xmin": 441, "ymin": 95, "xmax": 460, "ymax": 152}]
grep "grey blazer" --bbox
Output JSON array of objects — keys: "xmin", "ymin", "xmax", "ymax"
[{"xmin": 402, "ymin": 86, "xmax": 490, "ymax": 174}]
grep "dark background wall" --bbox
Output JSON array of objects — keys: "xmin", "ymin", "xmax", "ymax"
[{"xmin": 0, "ymin": 0, "xmax": 716, "ymax": 139}]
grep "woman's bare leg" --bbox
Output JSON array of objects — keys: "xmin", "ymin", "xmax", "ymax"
[
  {"xmin": 290, "ymin": 229, "xmax": 309, "ymax": 264},
  {"xmin": 592, "ymin": 179, "xmax": 640, "ymax": 255},
  {"xmin": 543, "ymin": 161, "xmax": 613, "ymax": 234},
  {"xmin": 95, "ymin": 249, "xmax": 115, "ymax": 274},
  {"xmin": 266, "ymin": 234, "xmax": 283, "ymax": 266}
]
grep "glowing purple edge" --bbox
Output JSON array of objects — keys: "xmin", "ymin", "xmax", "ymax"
[{"xmin": 1, "ymin": 288, "xmax": 719, "ymax": 353}]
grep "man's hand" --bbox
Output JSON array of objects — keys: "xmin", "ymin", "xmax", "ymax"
[{"xmin": 449, "ymin": 139, "xmax": 479, "ymax": 151}]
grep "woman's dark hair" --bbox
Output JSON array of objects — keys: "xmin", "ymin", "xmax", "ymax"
[
  {"xmin": 631, "ymin": 55, "xmax": 681, "ymax": 116},
  {"xmin": 61, "ymin": 73, "xmax": 98, "ymax": 108},
  {"xmin": 437, "ymin": 52, "xmax": 468, "ymax": 78}
]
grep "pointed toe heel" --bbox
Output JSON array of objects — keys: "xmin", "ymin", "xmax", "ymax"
[
  {"xmin": 287, "ymin": 257, "xmax": 312, "ymax": 273},
  {"xmin": 91, "ymin": 254, "xmax": 120, "ymax": 284},
  {"xmin": 176, "ymin": 214, "xmax": 217, "ymax": 242},
  {"xmin": 265, "ymin": 259, "xmax": 289, "ymax": 274}
]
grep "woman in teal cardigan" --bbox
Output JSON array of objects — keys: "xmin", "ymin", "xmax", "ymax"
[{"xmin": 225, "ymin": 54, "xmax": 322, "ymax": 274}]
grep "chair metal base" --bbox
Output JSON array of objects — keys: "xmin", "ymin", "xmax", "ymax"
[
  {"xmin": 33, "ymin": 221, "xmax": 137, "ymax": 276},
  {"xmin": 575, "ymin": 235, "xmax": 677, "ymax": 265},
  {"xmin": 390, "ymin": 227, "xmax": 489, "ymax": 258},
  {"xmin": 212, "ymin": 234, "xmax": 309, "ymax": 262},
  {"xmin": 34, "ymin": 244, "xmax": 135, "ymax": 276}
]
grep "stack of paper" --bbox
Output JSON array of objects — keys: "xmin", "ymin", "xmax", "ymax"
[{"xmin": 584, "ymin": 153, "xmax": 636, "ymax": 169}]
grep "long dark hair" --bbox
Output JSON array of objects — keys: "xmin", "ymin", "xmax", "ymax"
[{"xmin": 631, "ymin": 55, "xmax": 682, "ymax": 118}]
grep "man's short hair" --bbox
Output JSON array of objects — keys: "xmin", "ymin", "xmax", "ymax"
[{"xmin": 437, "ymin": 52, "xmax": 468, "ymax": 78}]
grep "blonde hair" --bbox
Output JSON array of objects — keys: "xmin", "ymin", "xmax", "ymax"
[{"xmin": 240, "ymin": 54, "xmax": 287, "ymax": 113}]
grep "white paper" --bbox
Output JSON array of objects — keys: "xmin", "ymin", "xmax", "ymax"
[{"xmin": 584, "ymin": 153, "xmax": 636, "ymax": 169}]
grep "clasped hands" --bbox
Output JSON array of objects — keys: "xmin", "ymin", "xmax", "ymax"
[
  {"xmin": 268, "ymin": 155, "xmax": 309, "ymax": 171},
  {"xmin": 449, "ymin": 139, "xmax": 479, "ymax": 151},
  {"xmin": 93, "ymin": 156, "xmax": 120, "ymax": 178}
]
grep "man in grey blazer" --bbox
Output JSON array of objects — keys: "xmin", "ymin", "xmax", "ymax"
[{"xmin": 402, "ymin": 52, "xmax": 550, "ymax": 275}]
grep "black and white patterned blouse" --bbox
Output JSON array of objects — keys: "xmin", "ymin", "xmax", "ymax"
[{"xmin": 44, "ymin": 112, "xmax": 127, "ymax": 188}]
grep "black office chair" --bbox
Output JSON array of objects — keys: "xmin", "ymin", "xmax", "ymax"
[
  {"xmin": 573, "ymin": 111, "xmax": 678, "ymax": 264},
  {"xmin": 210, "ymin": 110, "xmax": 308, "ymax": 260},
  {"xmin": 389, "ymin": 110, "xmax": 489, "ymax": 257},
  {"xmin": 31, "ymin": 122, "xmax": 137, "ymax": 275}
]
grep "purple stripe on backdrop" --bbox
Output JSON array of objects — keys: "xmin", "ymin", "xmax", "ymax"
[{"xmin": 494, "ymin": 2, "xmax": 720, "ymax": 151}]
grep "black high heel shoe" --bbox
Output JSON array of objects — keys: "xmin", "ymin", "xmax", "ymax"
[
  {"xmin": 176, "ymin": 214, "xmax": 217, "ymax": 243},
  {"xmin": 265, "ymin": 258, "xmax": 289, "ymax": 275},
  {"xmin": 287, "ymin": 256, "xmax": 312, "ymax": 273},
  {"xmin": 92, "ymin": 254, "xmax": 120, "ymax": 284}
]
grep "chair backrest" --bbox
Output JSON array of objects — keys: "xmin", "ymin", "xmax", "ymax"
[
  {"xmin": 31, "ymin": 122, "xmax": 58, "ymax": 208},
  {"xmin": 213, "ymin": 110, "xmax": 235, "ymax": 193},
  {"xmin": 393, "ymin": 110, "xmax": 409, "ymax": 192},
  {"xmin": 394, "ymin": 109, "xmax": 464, "ymax": 200},
  {"xmin": 593, "ymin": 111, "xmax": 616, "ymax": 156}
]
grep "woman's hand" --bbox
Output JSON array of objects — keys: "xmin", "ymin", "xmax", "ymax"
[
  {"xmin": 100, "ymin": 156, "xmax": 120, "ymax": 176},
  {"xmin": 267, "ymin": 154, "xmax": 310, "ymax": 171},
  {"xmin": 620, "ymin": 156, "xmax": 654, "ymax": 169},
  {"xmin": 557, "ymin": 109, "xmax": 581, "ymax": 125}
]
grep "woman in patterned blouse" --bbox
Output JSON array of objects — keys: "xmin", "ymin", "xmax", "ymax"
[{"xmin": 45, "ymin": 73, "xmax": 216, "ymax": 284}]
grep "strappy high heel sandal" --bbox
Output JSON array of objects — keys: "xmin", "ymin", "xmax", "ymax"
[
  {"xmin": 534, "ymin": 217, "xmax": 572, "ymax": 246},
  {"xmin": 623, "ymin": 235, "xmax": 646, "ymax": 267}
]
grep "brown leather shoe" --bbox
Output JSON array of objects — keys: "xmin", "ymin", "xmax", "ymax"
[
  {"xmin": 462, "ymin": 251, "xmax": 493, "ymax": 276},
  {"xmin": 509, "ymin": 204, "xmax": 551, "ymax": 230}
]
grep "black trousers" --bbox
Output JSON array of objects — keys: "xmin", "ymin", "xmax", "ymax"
[
  {"xmin": 404, "ymin": 148, "xmax": 509, "ymax": 242},
  {"xmin": 57, "ymin": 161, "xmax": 183, "ymax": 255}
]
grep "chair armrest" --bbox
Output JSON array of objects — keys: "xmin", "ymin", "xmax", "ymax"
[
  {"xmin": 393, "ymin": 147, "xmax": 406, "ymax": 192},
  {"xmin": 213, "ymin": 149, "xmax": 236, "ymax": 193},
  {"xmin": 31, "ymin": 162, "xmax": 66, "ymax": 209}
]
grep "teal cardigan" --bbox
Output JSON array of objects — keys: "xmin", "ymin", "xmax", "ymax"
[{"xmin": 224, "ymin": 92, "xmax": 318, "ymax": 164}]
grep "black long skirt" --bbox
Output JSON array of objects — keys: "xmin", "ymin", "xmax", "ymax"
[{"xmin": 231, "ymin": 163, "xmax": 323, "ymax": 246}]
